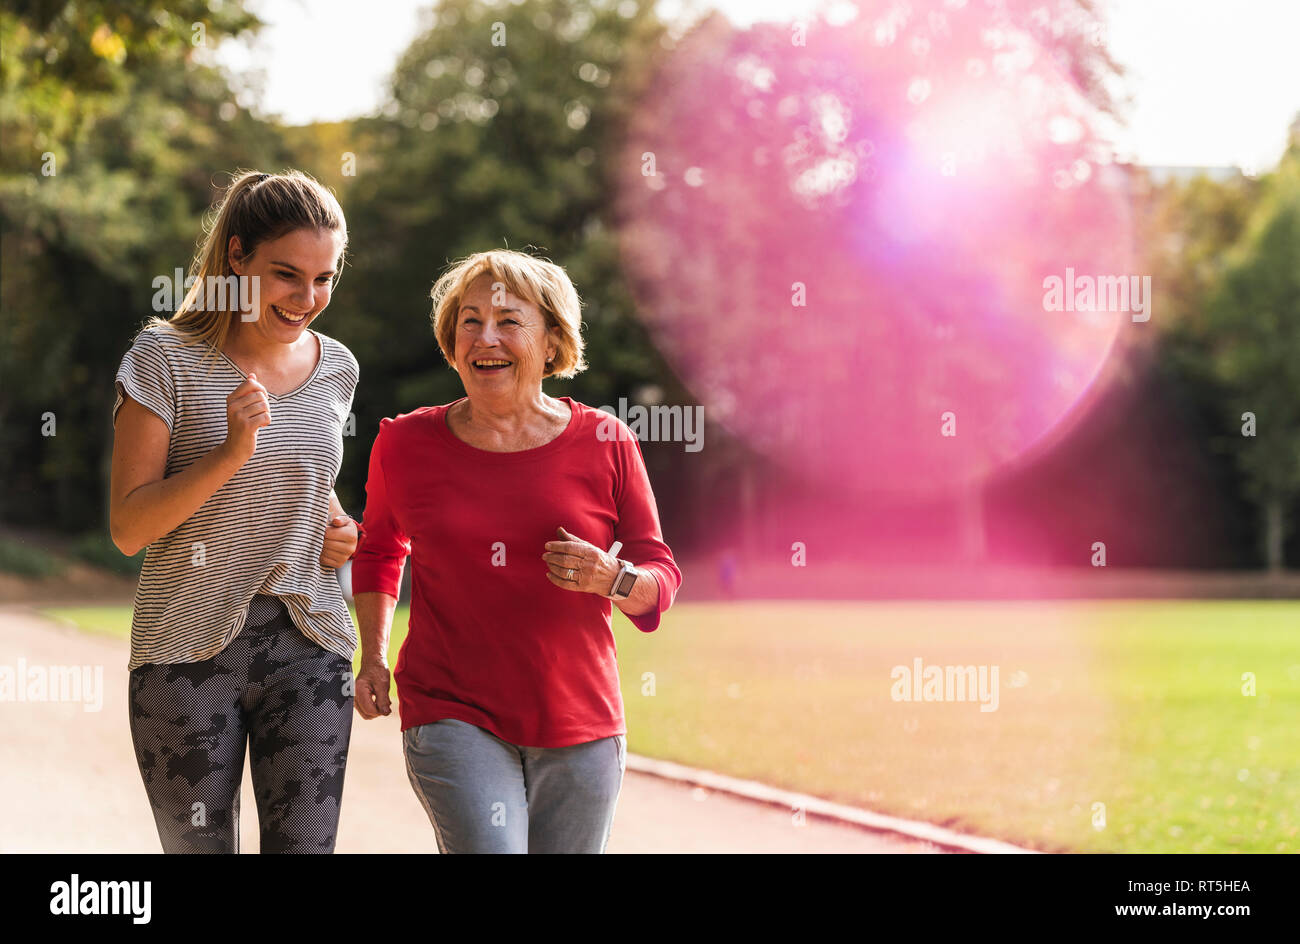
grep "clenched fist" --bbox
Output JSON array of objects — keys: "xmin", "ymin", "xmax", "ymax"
[{"xmin": 223, "ymin": 372, "xmax": 271, "ymax": 464}]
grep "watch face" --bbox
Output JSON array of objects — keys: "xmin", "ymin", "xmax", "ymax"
[{"xmin": 615, "ymin": 570, "xmax": 638, "ymax": 597}]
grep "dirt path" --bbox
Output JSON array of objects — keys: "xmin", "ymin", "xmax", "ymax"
[{"xmin": 0, "ymin": 607, "xmax": 941, "ymax": 854}]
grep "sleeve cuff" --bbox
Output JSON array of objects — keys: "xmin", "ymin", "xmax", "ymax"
[
  {"xmin": 113, "ymin": 377, "xmax": 173, "ymax": 432},
  {"xmin": 346, "ymin": 518, "xmax": 367, "ymax": 562},
  {"xmin": 626, "ymin": 568, "xmax": 668, "ymax": 634},
  {"xmin": 350, "ymin": 561, "xmax": 404, "ymax": 599}
]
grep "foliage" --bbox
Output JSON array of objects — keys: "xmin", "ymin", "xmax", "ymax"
[
  {"xmin": 0, "ymin": 0, "xmax": 283, "ymax": 528},
  {"xmin": 0, "ymin": 535, "xmax": 64, "ymax": 577},
  {"xmin": 1148, "ymin": 125, "xmax": 1300, "ymax": 564},
  {"xmin": 323, "ymin": 0, "xmax": 684, "ymax": 511}
]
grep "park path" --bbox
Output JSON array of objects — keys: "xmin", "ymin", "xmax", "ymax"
[{"xmin": 0, "ymin": 607, "xmax": 941, "ymax": 854}]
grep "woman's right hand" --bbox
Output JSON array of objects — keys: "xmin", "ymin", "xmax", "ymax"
[{"xmin": 224, "ymin": 372, "xmax": 271, "ymax": 463}]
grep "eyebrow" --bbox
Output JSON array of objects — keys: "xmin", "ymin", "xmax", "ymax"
[
  {"xmin": 270, "ymin": 260, "xmax": 336, "ymax": 278},
  {"xmin": 459, "ymin": 304, "xmax": 522, "ymax": 314}
]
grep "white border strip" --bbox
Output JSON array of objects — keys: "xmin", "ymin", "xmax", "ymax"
[{"xmin": 627, "ymin": 753, "xmax": 1040, "ymax": 854}]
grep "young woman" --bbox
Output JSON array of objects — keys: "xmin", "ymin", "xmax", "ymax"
[{"xmin": 110, "ymin": 170, "xmax": 361, "ymax": 853}]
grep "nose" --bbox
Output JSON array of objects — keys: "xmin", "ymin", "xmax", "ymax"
[
  {"xmin": 477, "ymin": 320, "xmax": 502, "ymax": 346},
  {"xmin": 293, "ymin": 283, "xmax": 316, "ymax": 310}
]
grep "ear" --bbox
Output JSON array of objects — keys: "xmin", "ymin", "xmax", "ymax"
[
  {"xmin": 545, "ymin": 326, "xmax": 560, "ymax": 371},
  {"xmin": 228, "ymin": 235, "xmax": 246, "ymax": 275}
]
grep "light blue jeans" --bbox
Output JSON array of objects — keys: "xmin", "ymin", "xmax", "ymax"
[{"xmin": 402, "ymin": 718, "xmax": 626, "ymax": 854}]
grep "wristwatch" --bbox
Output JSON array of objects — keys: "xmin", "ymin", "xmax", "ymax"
[{"xmin": 605, "ymin": 559, "xmax": 638, "ymax": 600}]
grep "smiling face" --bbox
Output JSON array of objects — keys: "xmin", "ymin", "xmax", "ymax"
[
  {"xmin": 228, "ymin": 227, "xmax": 343, "ymax": 343},
  {"xmin": 454, "ymin": 271, "xmax": 558, "ymax": 400}
]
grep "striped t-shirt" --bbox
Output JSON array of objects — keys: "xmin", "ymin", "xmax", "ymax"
[{"xmin": 112, "ymin": 322, "xmax": 359, "ymax": 670}]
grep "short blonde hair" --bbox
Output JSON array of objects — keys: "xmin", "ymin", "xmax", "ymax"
[{"xmin": 430, "ymin": 249, "xmax": 587, "ymax": 379}]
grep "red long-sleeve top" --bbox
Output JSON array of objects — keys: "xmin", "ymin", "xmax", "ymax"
[{"xmin": 350, "ymin": 397, "xmax": 682, "ymax": 747}]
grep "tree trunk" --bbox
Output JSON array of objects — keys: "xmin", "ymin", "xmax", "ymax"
[
  {"xmin": 1264, "ymin": 497, "xmax": 1284, "ymax": 572},
  {"xmin": 739, "ymin": 462, "xmax": 756, "ymax": 556},
  {"xmin": 960, "ymin": 482, "xmax": 987, "ymax": 564}
]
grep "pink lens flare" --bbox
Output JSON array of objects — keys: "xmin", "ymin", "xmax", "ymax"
[{"xmin": 617, "ymin": 1, "xmax": 1137, "ymax": 498}]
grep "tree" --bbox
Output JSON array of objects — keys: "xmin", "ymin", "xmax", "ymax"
[
  {"xmin": 0, "ymin": 1, "xmax": 285, "ymax": 529},
  {"xmin": 1201, "ymin": 132, "xmax": 1300, "ymax": 569},
  {"xmin": 323, "ymin": 0, "xmax": 687, "ymax": 512},
  {"xmin": 614, "ymin": 0, "xmax": 1129, "ymax": 506}
]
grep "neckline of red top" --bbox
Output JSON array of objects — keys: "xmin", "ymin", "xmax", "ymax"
[{"xmin": 432, "ymin": 396, "xmax": 585, "ymax": 461}]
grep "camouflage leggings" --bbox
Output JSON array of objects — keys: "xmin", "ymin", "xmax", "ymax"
[{"xmin": 128, "ymin": 599, "xmax": 354, "ymax": 853}]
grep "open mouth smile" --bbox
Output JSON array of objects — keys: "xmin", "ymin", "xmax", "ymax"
[
  {"xmin": 270, "ymin": 304, "xmax": 309, "ymax": 326},
  {"xmin": 472, "ymin": 358, "xmax": 512, "ymax": 372}
]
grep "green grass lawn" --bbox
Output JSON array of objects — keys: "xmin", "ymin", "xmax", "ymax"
[{"xmin": 40, "ymin": 599, "xmax": 1299, "ymax": 853}]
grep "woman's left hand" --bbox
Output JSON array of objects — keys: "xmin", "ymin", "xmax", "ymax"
[
  {"xmin": 543, "ymin": 526, "xmax": 619, "ymax": 595},
  {"xmin": 321, "ymin": 514, "xmax": 359, "ymax": 568}
]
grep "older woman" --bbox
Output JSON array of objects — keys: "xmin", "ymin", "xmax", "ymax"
[{"xmin": 351, "ymin": 249, "xmax": 680, "ymax": 854}]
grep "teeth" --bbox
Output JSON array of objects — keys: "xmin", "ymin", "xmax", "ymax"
[
  {"xmin": 474, "ymin": 360, "xmax": 510, "ymax": 367},
  {"xmin": 273, "ymin": 305, "xmax": 307, "ymax": 323}
]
